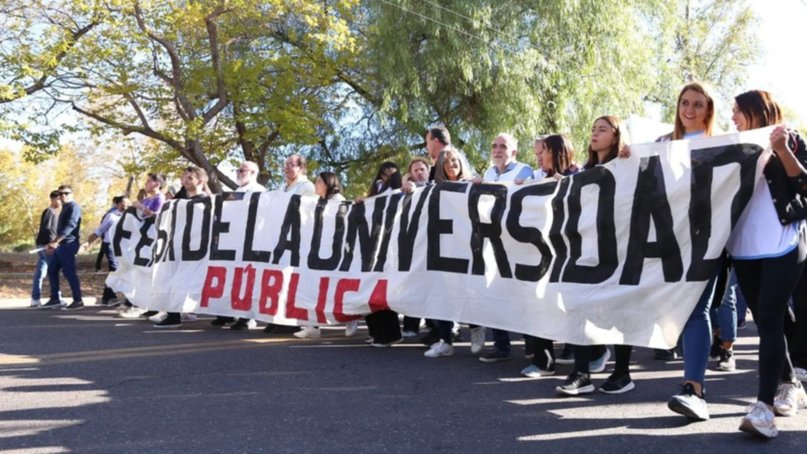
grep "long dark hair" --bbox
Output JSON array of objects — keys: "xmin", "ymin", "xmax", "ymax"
[
  {"xmin": 368, "ymin": 161, "xmax": 400, "ymax": 196},
  {"xmin": 585, "ymin": 115, "xmax": 624, "ymax": 169},
  {"xmin": 317, "ymin": 171, "xmax": 342, "ymax": 200},
  {"xmin": 734, "ymin": 90, "xmax": 782, "ymax": 128},
  {"xmin": 542, "ymin": 134, "xmax": 575, "ymax": 177}
]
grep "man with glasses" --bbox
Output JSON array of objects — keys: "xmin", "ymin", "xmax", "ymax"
[
  {"xmin": 40, "ymin": 185, "xmax": 84, "ymax": 310},
  {"xmin": 280, "ymin": 154, "xmax": 315, "ymax": 195},
  {"xmin": 235, "ymin": 160, "xmax": 265, "ymax": 192},
  {"xmin": 213, "ymin": 160, "xmax": 265, "ymax": 330}
]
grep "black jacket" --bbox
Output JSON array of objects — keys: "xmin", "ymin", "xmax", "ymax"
[
  {"xmin": 35, "ymin": 207, "xmax": 59, "ymax": 246},
  {"xmin": 765, "ymin": 131, "xmax": 807, "ymax": 225}
]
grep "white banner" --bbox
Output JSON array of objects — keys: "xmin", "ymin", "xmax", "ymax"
[{"xmin": 108, "ymin": 129, "xmax": 772, "ymax": 348}]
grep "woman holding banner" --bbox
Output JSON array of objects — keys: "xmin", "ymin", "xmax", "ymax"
[
  {"xmin": 663, "ymin": 82, "xmax": 724, "ymax": 421},
  {"xmin": 726, "ymin": 90, "xmax": 807, "ymax": 439},
  {"xmin": 424, "ymin": 147, "xmax": 483, "ymax": 358},
  {"xmin": 519, "ymin": 135, "xmax": 577, "ymax": 378},
  {"xmin": 363, "ymin": 162, "xmax": 404, "ymax": 347},
  {"xmin": 556, "ymin": 117, "xmax": 637, "ymax": 395},
  {"xmin": 294, "ymin": 172, "xmax": 357, "ymax": 339}
]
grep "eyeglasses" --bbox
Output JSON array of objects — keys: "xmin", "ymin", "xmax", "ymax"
[{"xmin": 59, "ymin": 191, "xmax": 72, "ymax": 195}]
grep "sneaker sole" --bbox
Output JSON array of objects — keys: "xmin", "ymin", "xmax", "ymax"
[
  {"xmin": 739, "ymin": 419, "xmax": 777, "ymax": 438},
  {"xmin": 522, "ymin": 370, "xmax": 555, "ymax": 378},
  {"xmin": 599, "ymin": 381, "xmax": 636, "ymax": 394},
  {"xmin": 424, "ymin": 351, "xmax": 454, "ymax": 358},
  {"xmin": 479, "ymin": 356, "xmax": 511, "ymax": 363},
  {"xmin": 153, "ymin": 324, "xmax": 182, "ymax": 329},
  {"xmin": 668, "ymin": 399, "xmax": 709, "ymax": 421},
  {"xmin": 556, "ymin": 384, "xmax": 595, "ymax": 396}
]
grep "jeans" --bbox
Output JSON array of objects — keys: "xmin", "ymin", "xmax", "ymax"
[
  {"xmin": 682, "ymin": 267, "xmax": 721, "ymax": 387},
  {"xmin": 710, "ymin": 269, "xmax": 739, "ymax": 343},
  {"xmin": 735, "ymin": 241, "xmax": 806, "ymax": 405},
  {"xmin": 48, "ymin": 241, "xmax": 82, "ymax": 302},
  {"xmin": 31, "ymin": 249, "xmax": 53, "ymax": 300}
]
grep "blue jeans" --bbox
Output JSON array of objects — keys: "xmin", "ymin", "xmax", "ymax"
[
  {"xmin": 682, "ymin": 268, "xmax": 720, "ymax": 387},
  {"xmin": 710, "ymin": 269, "xmax": 738, "ymax": 343},
  {"xmin": 31, "ymin": 249, "xmax": 53, "ymax": 300},
  {"xmin": 48, "ymin": 241, "xmax": 82, "ymax": 302}
]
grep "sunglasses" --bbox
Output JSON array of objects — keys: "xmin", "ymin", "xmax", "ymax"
[{"xmin": 59, "ymin": 191, "xmax": 72, "ymax": 195}]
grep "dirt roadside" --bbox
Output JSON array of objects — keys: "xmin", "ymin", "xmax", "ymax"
[{"xmin": 0, "ymin": 252, "xmax": 108, "ymax": 300}]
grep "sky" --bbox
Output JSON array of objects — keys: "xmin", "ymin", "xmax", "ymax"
[{"xmin": 747, "ymin": 0, "xmax": 807, "ymax": 128}]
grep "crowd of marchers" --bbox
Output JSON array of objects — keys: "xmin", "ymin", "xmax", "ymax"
[{"xmin": 29, "ymin": 85, "xmax": 807, "ymax": 440}]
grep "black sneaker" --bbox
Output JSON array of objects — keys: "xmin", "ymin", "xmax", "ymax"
[
  {"xmin": 668, "ymin": 383, "xmax": 709, "ymax": 420},
  {"xmin": 39, "ymin": 300, "xmax": 62, "ymax": 309},
  {"xmin": 556, "ymin": 371, "xmax": 594, "ymax": 396},
  {"xmin": 479, "ymin": 350, "xmax": 511, "ymax": 363},
  {"xmin": 599, "ymin": 372, "xmax": 636, "ymax": 394},
  {"xmin": 230, "ymin": 319, "xmax": 249, "ymax": 331},
  {"xmin": 263, "ymin": 323, "xmax": 299, "ymax": 334},
  {"xmin": 140, "ymin": 310, "xmax": 158, "ymax": 319},
  {"xmin": 709, "ymin": 335, "xmax": 722, "ymax": 361},
  {"xmin": 654, "ymin": 348, "xmax": 680, "ymax": 361},
  {"xmin": 556, "ymin": 344, "xmax": 574, "ymax": 365},
  {"xmin": 154, "ymin": 313, "xmax": 182, "ymax": 329},
  {"xmin": 62, "ymin": 301, "xmax": 84, "ymax": 311},
  {"xmin": 211, "ymin": 316, "xmax": 234, "ymax": 327}
]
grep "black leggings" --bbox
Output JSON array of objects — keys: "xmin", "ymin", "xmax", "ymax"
[{"xmin": 734, "ymin": 241, "xmax": 807, "ymax": 405}]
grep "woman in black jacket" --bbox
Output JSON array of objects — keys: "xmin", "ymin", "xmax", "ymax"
[{"xmin": 726, "ymin": 90, "xmax": 807, "ymax": 439}]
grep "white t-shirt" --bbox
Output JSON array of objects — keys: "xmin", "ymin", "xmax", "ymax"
[
  {"xmin": 236, "ymin": 181, "xmax": 266, "ymax": 192},
  {"xmin": 483, "ymin": 161, "xmax": 533, "ymax": 183},
  {"xmin": 281, "ymin": 178, "xmax": 315, "ymax": 196},
  {"xmin": 726, "ymin": 162, "xmax": 801, "ymax": 259}
]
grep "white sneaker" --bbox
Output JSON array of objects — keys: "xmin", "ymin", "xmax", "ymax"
[
  {"xmin": 739, "ymin": 401, "xmax": 778, "ymax": 438},
  {"xmin": 148, "ymin": 311, "xmax": 168, "ymax": 323},
  {"xmin": 180, "ymin": 313, "xmax": 197, "ymax": 322},
  {"xmin": 470, "ymin": 327, "xmax": 485, "ymax": 354},
  {"xmin": 294, "ymin": 326, "xmax": 321, "ymax": 339},
  {"xmin": 119, "ymin": 307, "xmax": 146, "ymax": 319},
  {"xmin": 795, "ymin": 367, "xmax": 807, "ymax": 382},
  {"xmin": 424, "ymin": 340, "xmax": 454, "ymax": 358},
  {"xmin": 773, "ymin": 382, "xmax": 807, "ymax": 416},
  {"xmin": 30, "ymin": 299, "xmax": 41, "ymax": 308},
  {"xmin": 345, "ymin": 320, "xmax": 359, "ymax": 337}
]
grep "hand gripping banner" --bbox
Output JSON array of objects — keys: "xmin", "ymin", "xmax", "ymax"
[{"xmin": 108, "ymin": 128, "xmax": 772, "ymax": 348}]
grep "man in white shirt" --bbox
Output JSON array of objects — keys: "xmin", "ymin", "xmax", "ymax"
[
  {"xmin": 483, "ymin": 133, "xmax": 533, "ymax": 182},
  {"xmin": 227, "ymin": 160, "xmax": 264, "ymax": 330},
  {"xmin": 83, "ymin": 195, "xmax": 130, "ymax": 305},
  {"xmin": 280, "ymin": 154, "xmax": 315, "ymax": 195},
  {"xmin": 235, "ymin": 160, "xmax": 265, "ymax": 192},
  {"xmin": 265, "ymin": 154, "xmax": 315, "ymax": 334},
  {"xmin": 478, "ymin": 133, "xmax": 534, "ymax": 363}
]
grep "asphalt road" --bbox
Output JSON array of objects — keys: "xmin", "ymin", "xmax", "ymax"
[{"xmin": 0, "ymin": 304, "xmax": 804, "ymax": 453}]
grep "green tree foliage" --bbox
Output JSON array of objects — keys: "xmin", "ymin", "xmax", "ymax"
[
  {"xmin": 0, "ymin": 143, "xmax": 124, "ymax": 249},
  {"xmin": 0, "ymin": 0, "xmax": 761, "ymax": 200},
  {"xmin": 649, "ymin": 0, "xmax": 759, "ymax": 124}
]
